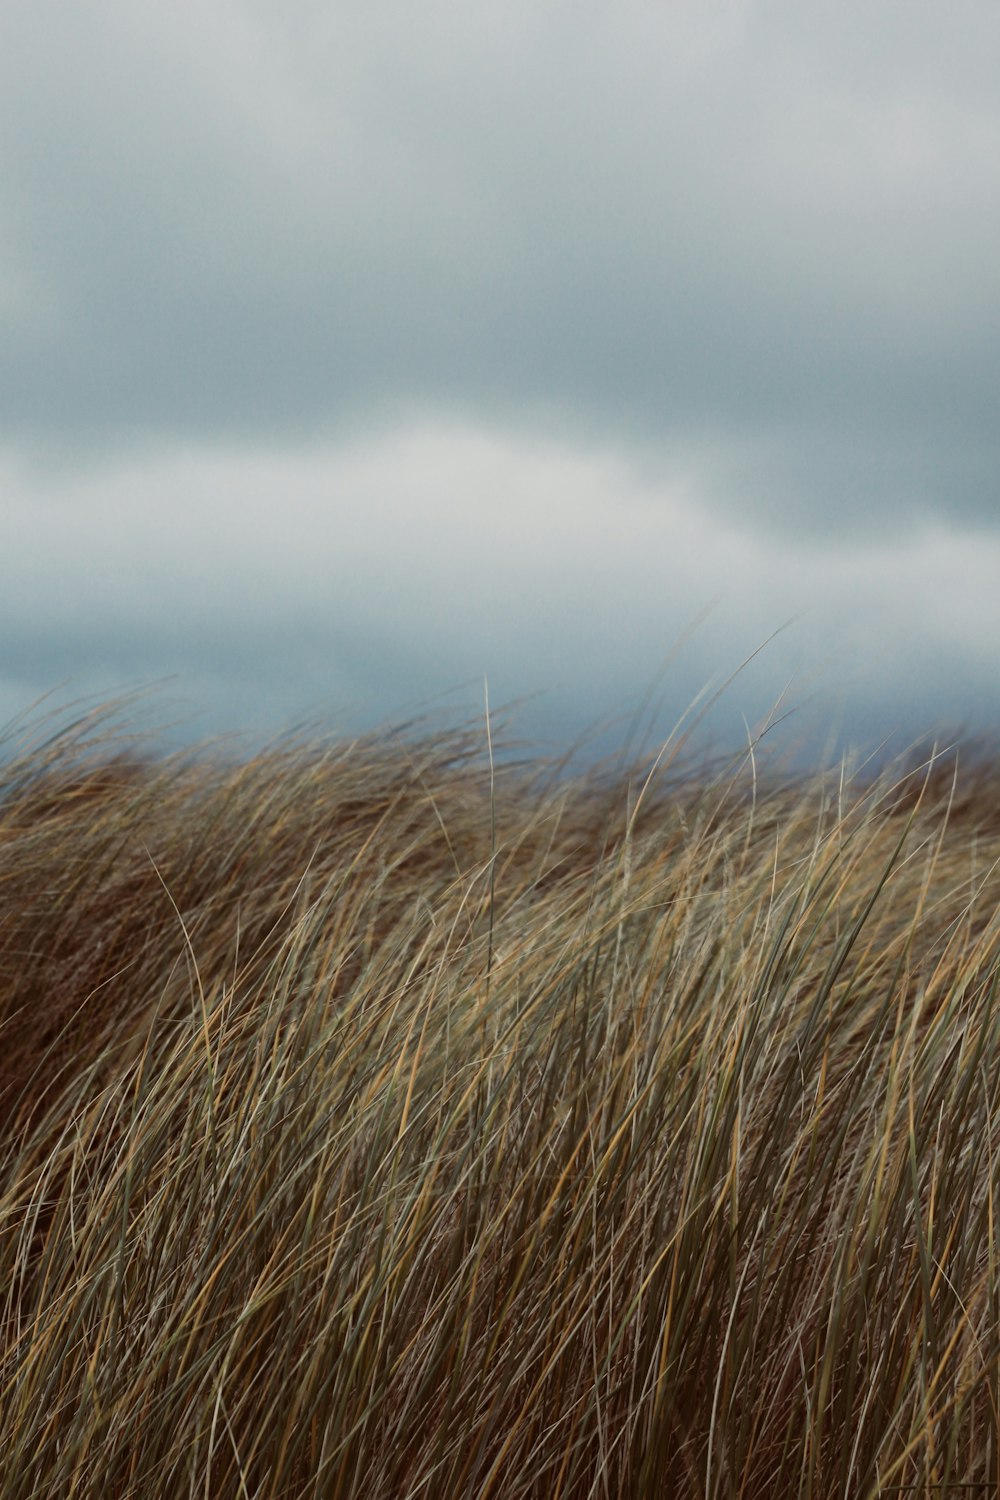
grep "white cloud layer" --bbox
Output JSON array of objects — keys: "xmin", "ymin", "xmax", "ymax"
[{"xmin": 3, "ymin": 421, "xmax": 998, "ymax": 764}]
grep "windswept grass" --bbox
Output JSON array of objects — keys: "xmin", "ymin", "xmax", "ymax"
[{"xmin": 2, "ymin": 704, "xmax": 1000, "ymax": 1497}]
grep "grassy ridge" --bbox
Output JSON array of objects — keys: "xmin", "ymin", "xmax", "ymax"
[{"xmin": 2, "ymin": 707, "xmax": 1000, "ymax": 1498}]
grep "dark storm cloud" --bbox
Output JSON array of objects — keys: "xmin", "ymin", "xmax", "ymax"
[{"xmin": 2, "ymin": 0, "xmax": 998, "ymax": 535}]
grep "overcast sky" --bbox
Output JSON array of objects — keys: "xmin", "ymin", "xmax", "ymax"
[{"xmin": 3, "ymin": 0, "xmax": 999, "ymax": 772}]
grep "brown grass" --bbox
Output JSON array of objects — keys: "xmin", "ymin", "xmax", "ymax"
[{"xmin": 2, "ymin": 702, "xmax": 1000, "ymax": 1498}]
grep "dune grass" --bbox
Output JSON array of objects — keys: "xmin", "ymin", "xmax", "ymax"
[{"xmin": 2, "ymin": 702, "xmax": 1000, "ymax": 1498}]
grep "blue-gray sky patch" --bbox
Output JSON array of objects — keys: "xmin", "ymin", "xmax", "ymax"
[{"xmin": 1, "ymin": 1, "xmax": 998, "ymax": 762}]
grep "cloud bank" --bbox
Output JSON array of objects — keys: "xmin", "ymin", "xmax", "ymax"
[
  {"xmin": 2, "ymin": 1, "xmax": 998, "ymax": 762},
  {"xmin": 3, "ymin": 424, "xmax": 998, "ymax": 765}
]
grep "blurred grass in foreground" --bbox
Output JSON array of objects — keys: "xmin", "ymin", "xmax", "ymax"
[{"xmin": 2, "ymin": 701, "xmax": 1000, "ymax": 1499}]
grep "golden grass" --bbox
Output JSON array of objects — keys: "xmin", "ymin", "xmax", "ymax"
[{"xmin": 2, "ymin": 702, "xmax": 1000, "ymax": 1497}]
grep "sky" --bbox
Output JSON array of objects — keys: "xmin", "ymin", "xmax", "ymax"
[{"xmin": 2, "ymin": 0, "xmax": 999, "ymax": 774}]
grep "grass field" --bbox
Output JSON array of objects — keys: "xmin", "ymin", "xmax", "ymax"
[{"xmin": 2, "ymin": 702, "xmax": 1000, "ymax": 1498}]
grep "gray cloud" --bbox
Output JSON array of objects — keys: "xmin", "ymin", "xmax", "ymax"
[
  {"xmin": 2, "ymin": 0, "xmax": 998, "ymax": 537},
  {"xmin": 3, "ymin": 2, "xmax": 999, "ymax": 768},
  {"xmin": 2, "ymin": 429, "xmax": 999, "ymax": 768}
]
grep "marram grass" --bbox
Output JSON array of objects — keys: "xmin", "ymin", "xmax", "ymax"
[{"xmin": 2, "ymin": 706, "xmax": 1000, "ymax": 1498}]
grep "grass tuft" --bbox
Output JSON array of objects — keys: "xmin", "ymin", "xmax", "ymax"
[{"xmin": 2, "ymin": 707, "xmax": 1000, "ymax": 1497}]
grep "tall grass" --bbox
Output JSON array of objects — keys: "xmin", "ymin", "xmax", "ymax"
[{"xmin": 2, "ymin": 704, "xmax": 1000, "ymax": 1498}]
